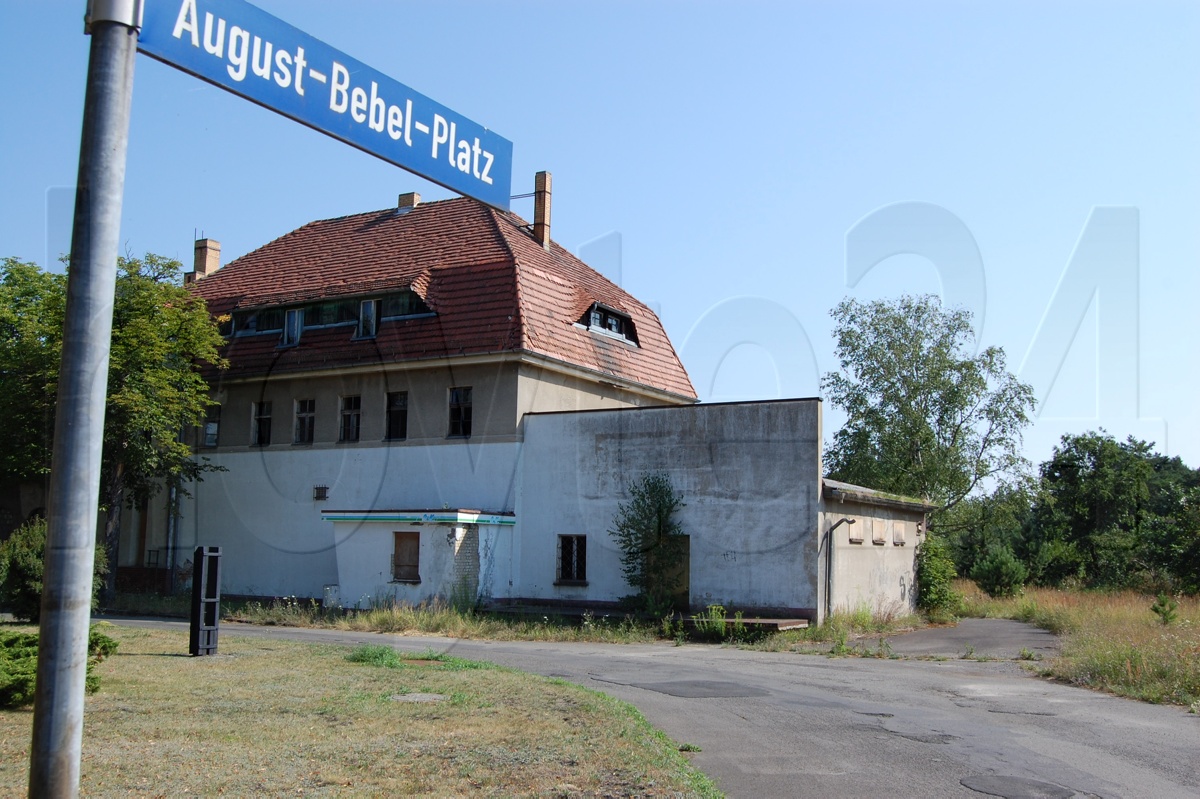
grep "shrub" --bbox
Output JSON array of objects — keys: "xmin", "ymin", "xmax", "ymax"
[
  {"xmin": 0, "ymin": 627, "xmax": 118, "ymax": 709},
  {"xmin": 971, "ymin": 544, "xmax": 1028, "ymax": 598},
  {"xmin": 0, "ymin": 518, "xmax": 107, "ymax": 623},
  {"xmin": 610, "ymin": 473, "xmax": 688, "ymax": 616},
  {"xmin": 1151, "ymin": 593, "xmax": 1179, "ymax": 626},
  {"xmin": 915, "ymin": 532, "xmax": 960, "ymax": 613}
]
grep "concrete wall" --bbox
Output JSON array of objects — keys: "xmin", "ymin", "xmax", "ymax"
[
  {"xmin": 209, "ymin": 360, "xmax": 522, "ymax": 449},
  {"xmin": 516, "ymin": 399, "xmax": 824, "ymax": 615},
  {"xmin": 821, "ymin": 499, "xmax": 921, "ymax": 619},
  {"xmin": 514, "ymin": 361, "xmax": 679, "ymax": 424},
  {"xmin": 176, "ymin": 441, "xmax": 521, "ymax": 597},
  {"xmin": 331, "ymin": 522, "xmax": 505, "ymax": 608}
]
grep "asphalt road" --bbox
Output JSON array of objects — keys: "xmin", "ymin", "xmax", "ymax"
[{"xmin": 103, "ymin": 618, "xmax": 1200, "ymax": 798}]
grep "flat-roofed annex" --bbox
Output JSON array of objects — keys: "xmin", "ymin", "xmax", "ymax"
[{"xmin": 189, "ymin": 197, "xmax": 695, "ymax": 401}]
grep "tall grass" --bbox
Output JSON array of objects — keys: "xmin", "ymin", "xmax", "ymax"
[
  {"xmin": 956, "ymin": 580, "xmax": 1200, "ymax": 707},
  {"xmin": 750, "ymin": 603, "xmax": 921, "ymax": 656},
  {"xmin": 224, "ymin": 596, "xmax": 663, "ymax": 643}
]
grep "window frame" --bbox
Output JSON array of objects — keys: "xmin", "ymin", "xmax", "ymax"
[
  {"xmin": 294, "ymin": 398, "xmax": 315, "ymax": 444},
  {"xmin": 392, "ymin": 531, "xmax": 420, "ymax": 583},
  {"xmin": 385, "ymin": 390, "xmax": 408, "ymax": 441},
  {"xmin": 281, "ymin": 307, "xmax": 303, "ymax": 346},
  {"xmin": 356, "ymin": 299, "xmax": 378, "ymax": 339},
  {"xmin": 448, "ymin": 386, "xmax": 472, "ymax": 438},
  {"xmin": 555, "ymin": 534, "xmax": 588, "ymax": 585},
  {"xmin": 251, "ymin": 401, "xmax": 272, "ymax": 447},
  {"xmin": 202, "ymin": 405, "xmax": 220, "ymax": 448},
  {"xmin": 339, "ymin": 395, "xmax": 361, "ymax": 442}
]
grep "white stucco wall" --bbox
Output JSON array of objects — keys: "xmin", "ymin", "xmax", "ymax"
[
  {"xmin": 516, "ymin": 400, "xmax": 824, "ymax": 614},
  {"xmin": 176, "ymin": 440, "xmax": 521, "ymax": 597},
  {"xmin": 821, "ymin": 501, "xmax": 921, "ymax": 618}
]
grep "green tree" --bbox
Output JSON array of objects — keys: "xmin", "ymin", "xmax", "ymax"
[
  {"xmin": 1028, "ymin": 431, "xmax": 1152, "ymax": 588},
  {"xmin": 609, "ymin": 472, "xmax": 688, "ymax": 616},
  {"xmin": 0, "ymin": 255, "xmax": 226, "ymax": 595},
  {"xmin": 0, "ymin": 258, "xmax": 66, "ymax": 479},
  {"xmin": 914, "ymin": 532, "xmax": 959, "ymax": 614},
  {"xmin": 970, "ymin": 543, "xmax": 1027, "ymax": 598},
  {"xmin": 822, "ymin": 295, "xmax": 1035, "ymax": 518}
]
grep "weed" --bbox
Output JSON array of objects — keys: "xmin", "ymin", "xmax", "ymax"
[
  {"xmin": 954, "ymin": 580, "xmax": 1200, "ymax": 707},
  {"xmin": 1151, "ymin": 593, "xmax": 1179, "ymax": 626},
  {"xmin": 1018, "ymin": 648, "xmax": 1041, "ymax": 661},
  {"xmin": 678, "ymin": 742, "xmax": 702, "ymax": 752}
]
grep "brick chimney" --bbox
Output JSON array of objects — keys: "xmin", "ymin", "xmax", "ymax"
[
  {"xmin": 397, "ymin": 192, "xmax": 421, "ymax": 211},
  {"xmin": 533, "ymin": 171, "xmax": 551, "ymax": 251},
  {"xmin": 185, "ymin": 238, "xmax": 221, "ymax": 285}
]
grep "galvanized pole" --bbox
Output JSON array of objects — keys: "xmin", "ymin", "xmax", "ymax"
[{"xmin": 29, "ymin": 2, "xmax": 140, "ymax": 796}]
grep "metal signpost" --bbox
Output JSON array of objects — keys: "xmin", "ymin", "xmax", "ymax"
[{"xmin": 32, "ymin": 1, "xmax": 512, "ymax": 794}]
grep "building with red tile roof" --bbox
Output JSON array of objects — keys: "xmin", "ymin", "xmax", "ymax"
[
  {"xmin": 188, "ymin": 192, "xmax": 695, "ymax": 402},
  {"xmin": 119, "ymin": 186, "xmax": 925, "ymax": 623}
]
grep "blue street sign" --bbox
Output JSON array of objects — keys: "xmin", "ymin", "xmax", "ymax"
[{"xmin": 138, "ymin": 0, "xmax": 513, "ymax": 209}]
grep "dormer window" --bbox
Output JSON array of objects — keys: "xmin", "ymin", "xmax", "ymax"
[
  {"xmin": 381, "ymin": 289, "xmax": 432, "ymax": 319},
  {"xmin": 578, "ymin": 303, "xmax": 638, "ymax": 345},
  {"xmin": 281, "ymin": 308, "xmax": 303, "ymax": 346},
  {"xmin": 357, "ymin": 299, "xmax": 378, "ymax": 338}
]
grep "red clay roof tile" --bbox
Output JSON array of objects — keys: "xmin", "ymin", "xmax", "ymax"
[{"xmin": 192, "ymin": 198, "xmax": 696, "ymax": 399}]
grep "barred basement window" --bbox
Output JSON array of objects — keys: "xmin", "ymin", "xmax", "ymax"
[
  {"xmin": 556, "ymin": 535, "xmax": 587, "ymax": 584},
  {"xmin": 392, "ymin": 531, "xmax": 420, "ymax": 583}
]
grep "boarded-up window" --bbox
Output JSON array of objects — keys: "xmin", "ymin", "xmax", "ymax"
[
  {"xmin": 392, "ymin": 532, "xmax": 420, "ymax": 582},
  {"xmin": 893, "ymin": 520, "xmax": 909, "ymax": 546},
  {"xmin": 872, "ymin": 518, "xmax": 887, "ymax": 545}
]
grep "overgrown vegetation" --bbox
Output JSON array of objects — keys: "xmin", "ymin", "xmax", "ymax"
[
  {"xmin": 224, "ymin": 596, "xmax": 665, "ymax": 644},
  {"xmin": 915, "ymin": 532, "xmax": 959, "ymax": 615},
  {"xmin": 0, "ymin": 255, "xmax": 227, "ymax": 601},
  {"xmin": 0, "ymin": 626, "xmax": 118, "ymax": 709},
  {"xmin": 943, "ymin": 432, "xmax": 1200, "ymax": 596},
  {"xmin": 749, "ymin": 603, "xmax": 919, "ymax": 657},
  {"xmin": 0, "ymin": 626, "xmax": 720, "ymax": 796},
  {"xmin": 0, "ymin": 517, "xmax": 107, "ymax": 623},
  {"xmin": 957, "ymin": 581, "xmax": 1199, "ymax": 707},
  {"xmin": 970, "ymin": 543, "xmax": 1028, "ymax": 598},
  {"xmin": 609, "ymin": 472, "xmax": 689, "ymax": 616}
]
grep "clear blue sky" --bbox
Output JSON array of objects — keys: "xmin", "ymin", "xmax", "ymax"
[{"xmin": 3, "ymin": 1, "xmax": 1197, "ymax": 469}]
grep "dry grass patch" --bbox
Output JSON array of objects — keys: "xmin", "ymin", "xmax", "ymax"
[
  {"xmin": 957, "ymin": 581, "xmax": 1200, "ymax": 707},
  {"xmin": 0, "ymin": 625, "xmax": 719, "ymax": 797}
]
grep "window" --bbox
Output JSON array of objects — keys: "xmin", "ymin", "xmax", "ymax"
[
  {"xmin": 871, "ymin": 518, "xmax": 887, "ymax": 545},
  {"xmin": 202, "ymin": 405, "xmax": 220, "ymax": 448},
  {"xmin": 339, "ymin": 395, "xmax": 361, "ymax": 442},
  {"xmin": 252, "ymin": 401, "xmax": 272, "ymax": 446},
  {"xmin": 893, "ymin": 520, "xmax": 909, "ymax": 546},
  {"xmin": 578, "ymin": 303, "xmax": 638, "ymax": 344},
  {"xmin": 557, "ymin": 535, "xmax": 587, "ymax": 583},
  {"xmin": 392, "ymin": 531, "xmax": 420, "ymax": 582},
  {"xmin": 381, "ymin": 290, "xmax": 432, "ymax": 319},
  {"xmin": 448, "ymin": 386, "xmax": 472, "ymax": 437},
  {"xmin": 386, "ymin": 391, "xmax": 408, "ymax": 440},
  {"xmin": 281, "ymin": 308, "xmax": 303, "ymax": 346},
  {"xmin": 357, "ymin": 299, "xmax": 378, "ymax": 338},
  {"xmin": 294, "ymin": 399, "xmax": 315, "ymax": 444}
]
